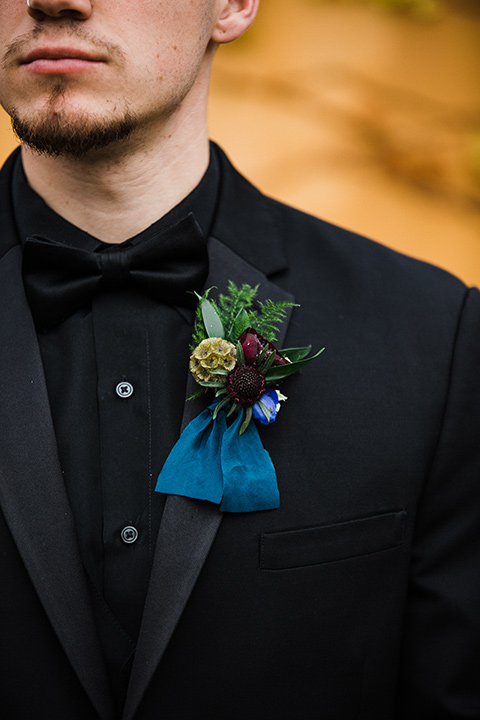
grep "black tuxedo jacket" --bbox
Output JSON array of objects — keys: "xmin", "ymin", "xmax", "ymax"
[{"xmin": 1, "ymin": 146, "xmax": 480, "ymax": 720}]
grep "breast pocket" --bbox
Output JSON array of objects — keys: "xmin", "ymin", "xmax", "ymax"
[{"xmin": 260, "ymin": 510, "xmax": 407, "ymax": 570}]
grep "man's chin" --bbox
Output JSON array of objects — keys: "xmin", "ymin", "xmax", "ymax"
[{"xmin": 9, "ymin": 107, "xmax": 138, "ymax": 159}]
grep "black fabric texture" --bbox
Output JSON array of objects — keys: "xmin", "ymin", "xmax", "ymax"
[
  {"xmin": 0, "ymin": 145, "xmax": 479, "ymax": 720},
  {"xmin": 22, "ymin": 213, "xmax": 208, "ymax": 331},
  {"xmin": 11, "ymin": 147, "xmax": 220, "ymax": 706}
]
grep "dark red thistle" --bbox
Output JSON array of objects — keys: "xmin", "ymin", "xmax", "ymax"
[
  {"xmin": 238, "ymin": 329, "xmax": 289, "ymax": 368},
  {"xmin": 226, "ymin": 365, "xmax": 266, "ymax": 406}
]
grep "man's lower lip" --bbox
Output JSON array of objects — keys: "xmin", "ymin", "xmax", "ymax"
[{"xmin": 23, "ymin": 58, "xmax": 102, "ymax": 73}]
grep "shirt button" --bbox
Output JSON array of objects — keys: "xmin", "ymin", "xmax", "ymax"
[
  {"xmin": 116, "ymin": 381, "xmax": 134, "ymax": 398},
  {"xmin": 121, "ymin": 526, "xmax": 139, "ymax": 544}
]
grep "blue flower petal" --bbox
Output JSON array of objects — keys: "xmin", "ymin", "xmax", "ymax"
[{"xmin": 253, "ymin": 389, "xmax": 279, "ymax": 425}]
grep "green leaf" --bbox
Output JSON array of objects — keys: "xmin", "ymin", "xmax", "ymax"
[
  {"xmin": 190, "ymin": 288, "xmax": 216, "ymax": 349},
  {"xmin": 213, "ymin": 396, "xmax": 231, "ymax": 420},
  {"xmin": 201, "ymin": 299, "xmax": 224, "ymax": 338},
  {"xmin": 265, "ymin": 348, "xmax": 325, "ymax": 383},
  {"xmin": 229, "ymin": 307, "xmax": 250, "ymax": 342},
  {"xmin": 280, "ymin": 346, "xmax": 312, "ymax": 363},
  {"xmin": 257, "ymin": 344, "xmax": 270, "ymax": 366},
  {"xmin": 258, "ymin": 349, "xmax": 277, "ymax": 375},
  {"xmin": 227, "ymin": 403, "xmax": 240, "ymax": 418},
  {"xmin": 239, "ymin": 406, "xmax": 253, "ymax": 435},
  {"xmin": 216, "ymin": 282, "xmax": 259, "ymax": 341},
  {"xmin": 186, "ymin": 387, "xmax": 206, "ymax": 402},
  {"xmin": 198, "ymin": 380, "xmax": 226, "ymax": 388},
  {"xmin": 236, "ymin": 341, "xmax": 245, "ymax": 366},
  {"xmin": 251, "ymin": 299, "xmax": 298, "ymax": 342}
]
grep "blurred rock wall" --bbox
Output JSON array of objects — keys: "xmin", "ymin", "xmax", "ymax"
[{"xmin": 1, "ymin": 0, "xmax": 479, "ymax": 284}]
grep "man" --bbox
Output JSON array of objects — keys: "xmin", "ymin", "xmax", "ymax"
[{"xmin": 0, "ymin": 1, "xmax": 479, "ymax": 718}]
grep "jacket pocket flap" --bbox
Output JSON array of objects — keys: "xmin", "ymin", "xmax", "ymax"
[{"xmin": 260, "ymin": 510, "xmax": 407, "ymax": 570}]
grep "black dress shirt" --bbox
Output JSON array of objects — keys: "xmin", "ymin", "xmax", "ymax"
[{"xmin": 13, "ymin": 149, "xmax": 220, "ymax": 708}]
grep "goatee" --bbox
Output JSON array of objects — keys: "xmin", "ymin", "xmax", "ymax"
[{"xmin": 9, "ymin": 89, "xmax": 138, "ymax": 159}]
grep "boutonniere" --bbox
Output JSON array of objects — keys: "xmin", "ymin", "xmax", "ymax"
[{"xmin": 155, "ymin": 282, "xmax": 323, "ymax": 512}]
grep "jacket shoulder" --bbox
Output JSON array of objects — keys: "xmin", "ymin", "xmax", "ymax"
[
  {"xmin": 271, "ymin": 196, "xmax": 467, "ymax": 295},
  {"xmin": 213, "ymin": 143, "xmax": 469, "ymax": 310},
  {"xmin": 254, "ymin": 196, "xmax": 473, "ymax": 345}
]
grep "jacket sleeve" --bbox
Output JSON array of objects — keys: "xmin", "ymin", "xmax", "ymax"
[{"xmin": 396, "ymin": 287, "xmax": 480, "ymax": 718}]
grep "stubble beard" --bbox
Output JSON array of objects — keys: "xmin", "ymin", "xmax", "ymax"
[{"xmin": 7, "ymin": 81, "xmax": 139, "ymax": 160}]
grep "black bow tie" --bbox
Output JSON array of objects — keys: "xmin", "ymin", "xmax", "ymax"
[{"xmin": 22, "ymin": 214, "xmax": 209, "ymax": 331}]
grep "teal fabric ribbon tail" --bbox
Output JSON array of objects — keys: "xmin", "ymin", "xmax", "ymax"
[
  {"xmin": 155, "ymin": 403, "xmax": 279, "ymax": 513},
  {"xmin": 154, "ymin": 404, "xmax": 225, "ymax": 504},
  {"xmin": 219, "ymin": 410, "xmax": 279, "ymax": 512}
]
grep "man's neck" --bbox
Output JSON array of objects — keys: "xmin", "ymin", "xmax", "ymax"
[{"xmin": 20, "ymin": 117, "xmax": 211, "ymax": 244}]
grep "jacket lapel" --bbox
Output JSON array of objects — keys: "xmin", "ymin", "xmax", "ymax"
[
  {"xmin": 0, "ymin": 154, "xmax": 115, "ymax": 720},
  {"xmin": 123, "ymin": 147, "xmax": 295, "ymax": 720}
]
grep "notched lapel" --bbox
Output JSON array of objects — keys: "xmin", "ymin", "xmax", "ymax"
[
  {"xmin": 0, "ymin": 245, "xmax": 115, "ymax": 720},
  {"xmin": 122, "ymin": 495, "xmax": 222, "ymax": 720},
  {"xmin": 124, "ymin": 236, "xmax": 295, "ymax": 719}
]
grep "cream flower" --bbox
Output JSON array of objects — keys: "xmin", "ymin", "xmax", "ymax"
[{"xmin": 190, "ymin": 338, "xmax": 237, "ymax": 384}]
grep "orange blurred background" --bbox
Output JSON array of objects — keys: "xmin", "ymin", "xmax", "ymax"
[{"xmin": 2, "ymin": 0, "xmax": 479, "ymax": 285}]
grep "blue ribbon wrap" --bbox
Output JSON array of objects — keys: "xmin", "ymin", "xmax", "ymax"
[{"xmin": 155, "ymin": 403, "xmax": 279, "ymax": 512}]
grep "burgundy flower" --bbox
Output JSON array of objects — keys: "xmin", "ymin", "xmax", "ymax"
[
  {"xmin": 226, "ymin": 365, "xmax": 266, "ymax": 406},
  {"xmin": 238, "ymin": 329, "xmax": 289, "ymax": 368}
]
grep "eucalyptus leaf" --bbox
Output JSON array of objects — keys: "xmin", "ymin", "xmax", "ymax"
[
  {"xmin": 201, "ymin": 298, "xmax": 224, "ymax": 338},
  {"xmin": 265, "ymin": 348, "xmax": 325, "ymax": 383},
  {"xmin": 194, "ymin": 287, "xmax": 215, "ymax": 303},
  {"xmin": 198, "ymin": 380, "xmax": 226, "ymax": 388}
]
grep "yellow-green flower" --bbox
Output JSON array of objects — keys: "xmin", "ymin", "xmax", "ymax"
[{"xmin": 190, "ymin": 338, "xmax": 237, "ymax": 384}]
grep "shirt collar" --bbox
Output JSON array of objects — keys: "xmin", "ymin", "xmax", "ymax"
[{"xmin": 12, "ymin": 146, "xmax": 220, "ymax": 251}]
